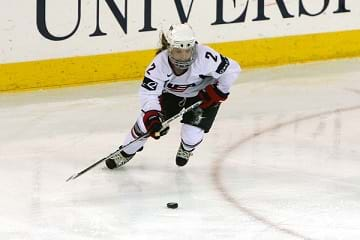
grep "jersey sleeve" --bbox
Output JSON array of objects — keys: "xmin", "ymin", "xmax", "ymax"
[
  {"xmin": 139, "ymin": 53, "xmax": 167, "ymax": 112},
  {"xmin": 198, "ymin": 45, "xmax": 241, "ymax": 94}
]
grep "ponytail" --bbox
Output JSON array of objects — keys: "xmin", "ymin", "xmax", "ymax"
[{"xmin": 156, "ymin": 33, "xmax": 169, "ymax": 55}]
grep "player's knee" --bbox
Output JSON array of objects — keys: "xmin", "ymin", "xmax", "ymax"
[{"xmin": 181, "ymin": 124, "xmax": 204, "ymax": 148}]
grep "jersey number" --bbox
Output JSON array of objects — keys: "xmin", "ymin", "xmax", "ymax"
[
  {"xmin": 146, "ymin": 63, "xmax": 156, "ymax": 75},
  {"xmin": 205, "ymin": 51, "xmax": 218, "ymax": 62}
]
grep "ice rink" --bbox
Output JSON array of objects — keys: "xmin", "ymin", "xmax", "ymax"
[{"xmin": 1, "ymin": 58, "xmax": 359, "ymax": 240}]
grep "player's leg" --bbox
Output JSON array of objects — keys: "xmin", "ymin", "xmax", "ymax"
[
  {"xmin": 177, "ymin": 102, "xmax": 220, "ymax": 166},
  {"xmin": 106, "ymin": 93, "xmax": 184, "ymax": 169},
  {"xmin": 176, "ymin": 124, "xmax": 204, "ymax": 166},
  {"xmin": 105, "ymin": 116, "xmax": 148, "ymax": 169}
]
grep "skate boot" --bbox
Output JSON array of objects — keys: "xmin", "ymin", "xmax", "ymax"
[
  {"xmin": 105, "ymin": 146, "xmax": 143, "ymax": 169},
  {"xmin": 176, "ymin": 144, "xmax": 193, "ymax": 167}
]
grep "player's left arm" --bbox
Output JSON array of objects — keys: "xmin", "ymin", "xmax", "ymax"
[
  {"xmin": 214, "ymin": 57, "xmax": 241, "ymax": 93},
  {"xmin": 198, "ymin": 46, "xmax": 241, "ymax": 108}
]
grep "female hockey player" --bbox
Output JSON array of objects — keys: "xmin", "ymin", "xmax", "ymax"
[{"xmin": 105, "ymin": 23, "xmax": 241, "ymax": 169}]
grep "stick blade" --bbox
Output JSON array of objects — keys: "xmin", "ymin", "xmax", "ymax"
[{"xmin": 66, "ymin": 173, "xmax": 79, "ymax": 182}]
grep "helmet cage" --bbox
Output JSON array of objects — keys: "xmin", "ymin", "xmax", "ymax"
[
  {"xmin": 166, "ymin": 24, "xmax": 197, "ymax": 69},
  {"xmin": 168, "ymin": 44, "xmax": 197, "ymax": 70}
]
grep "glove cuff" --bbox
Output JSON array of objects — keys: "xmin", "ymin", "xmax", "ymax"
[
  {"xmin": 143, "ymin": 110, "xmax": 160, "ymax": 124},
  {"xmin": 212, "ymin": 85, "xmax": 229, "ymax": 100}
]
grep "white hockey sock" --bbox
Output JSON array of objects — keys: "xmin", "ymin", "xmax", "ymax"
[
  {"xmin": 180, "ymin": 124, "xmax": 204, "ymax": 151},
  {"xmin": 121, "ymin": 116, "xmax": 148, "ymax": 154}
]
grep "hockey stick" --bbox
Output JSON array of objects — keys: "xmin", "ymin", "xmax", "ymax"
[{"xmin": 66, "ymin": 101, "xmax": 202, "ymax": 182}]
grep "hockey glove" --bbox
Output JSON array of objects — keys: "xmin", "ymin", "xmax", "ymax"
[
  {"xmin": 198, "ymin": 84, "xmax": 229, "ymax": 109},
  {"xmin": 143, "ymin": 110, "xmax": 169, "ymax": 139}
]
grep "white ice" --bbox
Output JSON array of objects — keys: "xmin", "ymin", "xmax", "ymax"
[{"xmin": 0, "ymin": 58, "xmax": 360, "ymax": 240}]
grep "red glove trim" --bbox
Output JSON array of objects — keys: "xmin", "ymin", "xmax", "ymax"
[
  {"xmin": 143, "ymin": 110, "xmax": 161, "ymax": 130},
  {"xmin": 199, "ymin": 85, "xmax": 228, "ymax": 109},
  {"xmin": 143, "ymin": 110, "xmax": 162, "ymax": 139}
]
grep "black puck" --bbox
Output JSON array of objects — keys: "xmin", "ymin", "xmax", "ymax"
[{"xmin": 167, "ymin": 202, "xmax": 178, "ymax": 209}]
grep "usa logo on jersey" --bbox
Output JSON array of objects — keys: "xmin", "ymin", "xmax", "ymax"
[{"xmin": 166, "ymin": 83, "xmax": 196, "ymax": 92}]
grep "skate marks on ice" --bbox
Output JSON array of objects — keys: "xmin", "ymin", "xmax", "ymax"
[{"xmin": 211, "ymin": 105, "xmax": 360, "ymax": 240}]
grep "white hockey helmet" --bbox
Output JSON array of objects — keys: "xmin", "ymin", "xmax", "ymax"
[{"xmin": 165, "ymin": 23, "xmax": 197, "ymax": 69}]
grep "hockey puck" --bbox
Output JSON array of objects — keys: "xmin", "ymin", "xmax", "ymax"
[{"xmin": 167, "ymin": 202, "xmax": 178, "ymax": 209}]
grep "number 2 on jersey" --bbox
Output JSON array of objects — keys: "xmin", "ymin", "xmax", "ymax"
[
  {"xmin": 146, "ymin": 63, "xmax": 156, "ymax": 75},
  {"xmin": 205, "ymin": 51, "xmax": 218, "ymax": 62}
]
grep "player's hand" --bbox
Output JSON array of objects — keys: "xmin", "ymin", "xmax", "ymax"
[
  {"xmin": 198, "ymin": 84, "xmax": 229, "ymax": 109},
  {"xmin": 143, "ymin": 110, "xmax": 169, "ymax": 139}
]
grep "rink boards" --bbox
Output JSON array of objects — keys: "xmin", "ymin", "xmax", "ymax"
[
  {"xmin": 1, "ymin": 29, "xmax": 359, "ymax": 92},
  {"xmin": 1, "ymin": 0, "xmax": 360, "ymax": 92}
]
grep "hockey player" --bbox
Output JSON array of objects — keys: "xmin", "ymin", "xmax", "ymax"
[{"xmin": 105, "ymin": 23, "xmax": 241, "ymax": 169}]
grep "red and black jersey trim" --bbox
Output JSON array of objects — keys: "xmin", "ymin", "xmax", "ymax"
[
  {"xmin": 181, "ymin": 138, "xmax": 203, "ymax": 150},
  {"xmin": 131, "ymin": 122, "xmax": 147, "ymax": 138}
]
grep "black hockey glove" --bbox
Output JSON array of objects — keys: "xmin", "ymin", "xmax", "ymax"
[
  {"xmin": 143, "ymin": 110, "xmax": 169, "ymax": 139},
  {"xmin": 198, "ymin": 84, "xmax": 229, "ymax": 109}
]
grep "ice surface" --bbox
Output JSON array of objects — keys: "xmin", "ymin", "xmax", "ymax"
[{"xmin": 0, "ymin": 58, "xmax": 359, "ymax": 240}]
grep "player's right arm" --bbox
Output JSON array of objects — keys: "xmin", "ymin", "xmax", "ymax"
[
  {"xmin": 139, "ymin": 54, "xmax": 167, "ymax": 112},
  {"xmin": 138, "ymin": 53, "xmax": 168, "ymax": 138}
]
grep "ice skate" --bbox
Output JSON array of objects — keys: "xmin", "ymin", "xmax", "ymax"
[
  {"xmin": 105, "ymin": 150, "xmax": 135, "ymax": 169},
  {"xmin": 105, "ymin": 146, "xmax": 143, "ymax": 169},
  {"xmin": 176, "ymin": 144, "xmax": 193, "ymax": 167}
]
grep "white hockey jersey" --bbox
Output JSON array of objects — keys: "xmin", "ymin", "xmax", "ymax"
[{"xmin": 139, "ymin": 44, "xmax": 241, "ymax": 112}]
